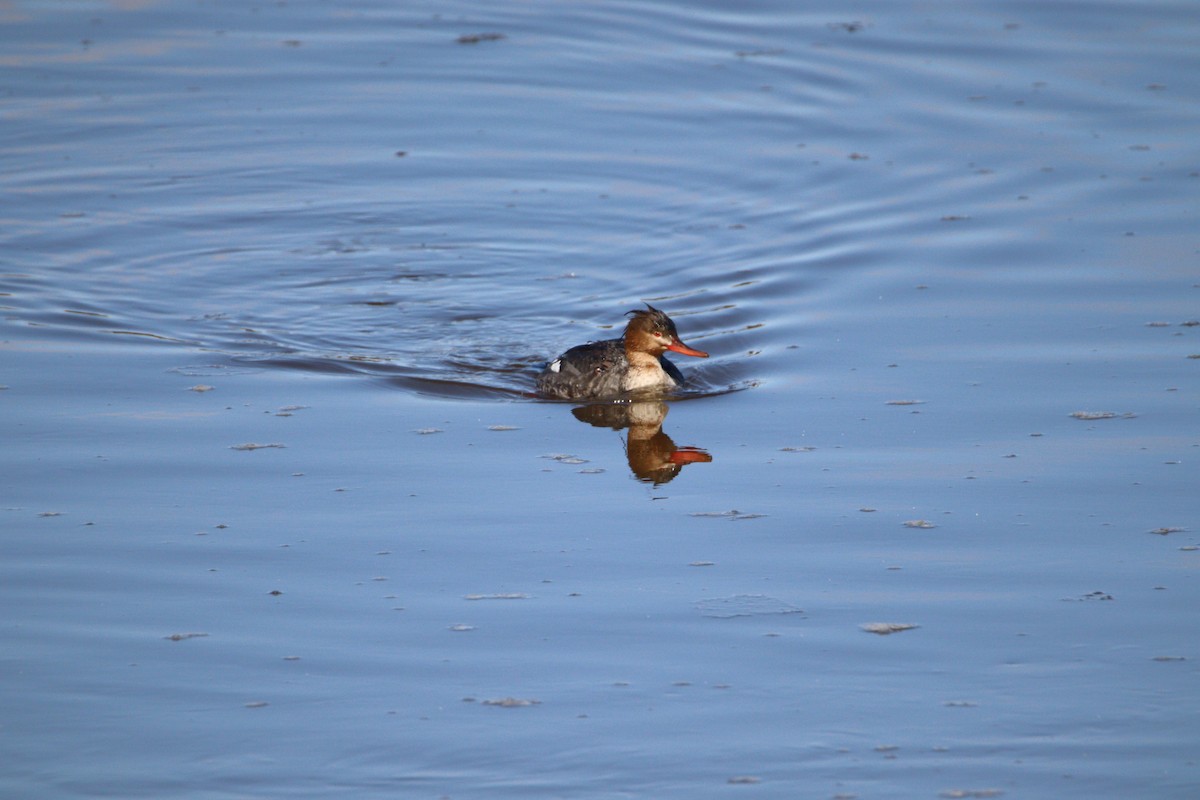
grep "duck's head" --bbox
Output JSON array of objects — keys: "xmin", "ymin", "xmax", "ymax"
[{"xmin": 623, "ymin": 304, "xmax": 709, "ymax": 358}]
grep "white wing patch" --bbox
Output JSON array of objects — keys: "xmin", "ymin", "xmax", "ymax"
[{"xmin": 548, "ymin": 359, "xmax": 561, "ymax": 373}]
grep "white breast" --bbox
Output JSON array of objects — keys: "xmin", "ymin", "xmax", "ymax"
[{"xmin": 621, "ymin": 364, "xmax": 674, "ymax": 392}]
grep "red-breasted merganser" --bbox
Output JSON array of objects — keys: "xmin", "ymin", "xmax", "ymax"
[{"xmin": 537, "ymin": 305, "xmax": 709, "ymax": 400}]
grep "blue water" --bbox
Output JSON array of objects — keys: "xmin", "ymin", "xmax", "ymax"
[{"xmin": 3, "ymin": 1, "xmax": 1198, "ymax": 797}]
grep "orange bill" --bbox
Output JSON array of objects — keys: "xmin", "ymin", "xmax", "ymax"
[{"xmin": 667, "ymin": 340, "xmax": 708, "ymax": 358}]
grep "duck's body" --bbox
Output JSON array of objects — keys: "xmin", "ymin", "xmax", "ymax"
[{"xmin": 537, "ymin": 305, "xmax": 708, "ymax": 401}]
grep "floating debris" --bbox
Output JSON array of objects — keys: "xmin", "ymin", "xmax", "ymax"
[
  {"xmin": 464, "ymin": 593, "xmax": 528, "ymax": 601},
  {"xmin": 1069, "ymin": 411, "xmax": 1135, "ymax": 420},
  {"xmin": 727, "ymin": 775, "xmax": 762, "ymax": 784},
  {"xmin": 414, "ymin": 428, "xmax": 443, "ymax": 435},
  {"xmin": 939, "ymin": 790, "xmax": 1004, "ymax": 799},
  {"xmin": 37, "ymin": 511, "xmax": 63, "ymax": 517},
  {"xmin": 543, "ymin": 454, "xmax": 588, "ymax": 464},
  {"xmin": 696, "ymin": 595, "xmax": 803, "ymax": 619},
  {"xmin": 244, "ymin": 700, "xmax": 269, "ymax": 708},
  {"xmin": 943, "ymin": 700, "xmax": 978, "ymax": 708},
  {"xmin": 886, "ymin": 399, "xmax": 925, "ymax": 406},
  {"xmin": 1071, "ymin": 410, "xmax": 1115, "ymax": 420},
  {"xmin": 735, "ymin": 48, "xmax": 784, "ymax": 58},
  {"xmin": 230, "ymin": 442, "xmax": 285, "ymax": 451},
  {"xmin": 188, "ymin": 384, "xmax": 215, "ymax": 392},
  {"xmin": 861, "ymin": 622, "xmax": 919, "ymax": 635},
  {"xmin": 487, "ymin": 424, "xmax": 519, "ymax": 431},
  {"xmin": 1149, "ymin": 527, "xmax": 1186, "ymax": 535},
  {"xmin": 903, "ymin": 519, "xmax": 936, "ymax": 529},
  {"xmin": 457, "ymin": 32, "xmax": 505, "ymax": 44},
  {"xmin": 689, "ymin": 561, "xmax": 716, "ymax": 567},
  {"xmin": 779, "ymin": 446, "xmax": 816, "ymax": 452},
  {"xmin": 690, "ymin": 510, "xmax": 767, "ymax": 521},
  {"xmin": 164, "ymin": 632, "xmax": 209, "ymax": 641},
  {"xmin": 1151, "ymin": 655, "xmax": 1186, "ymax": 662},
  {"xmin": 169, "ymin": 363, "xmax": 262, "ymax": 377},
  {"xmin": 481, "ymin": 697, "xmax": 540, "ymax": 707},
  {"xmin": 449, "ymin": 624, "xmax": 476, "ymax": 632},
  {"xmin": 1063, "ymin": 591, "xmax": 1113, "ymax": 601}
]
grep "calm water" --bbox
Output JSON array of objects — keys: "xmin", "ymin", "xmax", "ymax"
[{"xmin": 3, "ymin": 1, "xmax": 1198, "ymax": 797}]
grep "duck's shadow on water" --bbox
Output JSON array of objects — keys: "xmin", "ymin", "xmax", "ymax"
[{"xmin": 566, "ymin": 400, "xmax": 712, "ymax": 486}]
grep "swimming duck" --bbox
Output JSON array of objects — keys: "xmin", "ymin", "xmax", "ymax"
[{"xmin": 537, "ymin": 304, "xmax": 708, "ymax": 400}]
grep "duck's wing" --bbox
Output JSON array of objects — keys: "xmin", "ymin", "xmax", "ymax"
[{"xmin": 537, "ymin": 338, "xmax": 627, "ymax": 400}]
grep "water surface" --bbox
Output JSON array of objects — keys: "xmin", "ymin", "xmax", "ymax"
[{"xmin": 2, "ymin": 1, "xmax": 1198, "ymax": 798}]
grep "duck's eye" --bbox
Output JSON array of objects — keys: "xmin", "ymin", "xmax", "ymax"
[{"xmin": 653, "ymin": 331, "xmax": 662, "ymax": 338}]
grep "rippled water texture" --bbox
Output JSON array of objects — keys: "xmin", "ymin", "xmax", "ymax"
[{"xmin": 3, "ymin": 1, "xmax": 1198, "ymax": 798}]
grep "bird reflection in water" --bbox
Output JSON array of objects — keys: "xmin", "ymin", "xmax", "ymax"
[{"xmin": 569, "ymin": 401, "xmax": 711, "ymax": 485}]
